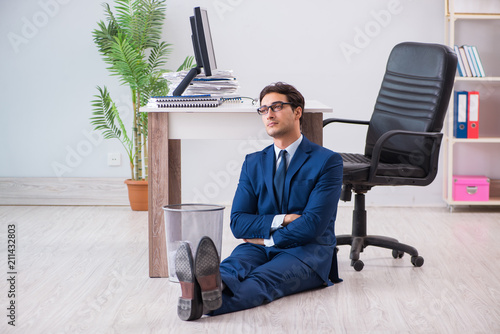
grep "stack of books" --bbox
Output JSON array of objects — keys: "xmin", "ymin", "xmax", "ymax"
[
  {"xmin": 454, "ymin": 45, "xmax": 486, "ymax": 77},
  {"xmin": 146, "ymin": 95, "xmax": 222, "ymax": 108},
  {"xmin": 164, "ymin": 69, "xmax": 239, "ymax": 96},
  {"xmin": 146, "ymin": 95, "xmax": 246, "ymax": 108}
]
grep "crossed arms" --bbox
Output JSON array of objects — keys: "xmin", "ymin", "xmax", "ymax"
[{"xmin": 230, "ymin": 152, "xmax": 343, "ymax": 248}]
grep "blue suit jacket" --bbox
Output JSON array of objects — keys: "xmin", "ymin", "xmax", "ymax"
[{"xmin": 230, "ymin": 136, "xmax": 343, "ymax": 284}]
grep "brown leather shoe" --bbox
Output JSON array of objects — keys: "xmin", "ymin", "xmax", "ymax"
[
  {"xmin": 175, "ymin": 242, "xmax": 204, "ymax": 321},
  {"xmin": 194, "ymin": 237, "xmax": 222, "ymax": 311}
]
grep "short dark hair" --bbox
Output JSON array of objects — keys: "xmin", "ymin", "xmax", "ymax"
[{"xmin": 259, "ymin": 82, "xmax": 305, "ymax": 124}]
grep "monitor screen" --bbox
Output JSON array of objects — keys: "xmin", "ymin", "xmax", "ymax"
[
  {"xmin": 190, "ymin": 16, "xmax": 202, "ymax": 67},
  {"xmin": 194, "ymin": 7, "xmax": 217, "ymax": 76}
]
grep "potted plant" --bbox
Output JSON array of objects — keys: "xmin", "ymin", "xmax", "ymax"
[{"xmin": 90, "ymin": 0, "xmax": 193, "ymax": 210}]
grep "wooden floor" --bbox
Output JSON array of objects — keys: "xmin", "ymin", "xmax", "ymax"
[{"xmin": 1, "ymin": 205, "xmax": 500, "ymax": 333}]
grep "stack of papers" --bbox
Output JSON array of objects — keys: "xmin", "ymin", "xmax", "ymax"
[{"xmin": 164, "ymin": 69, "xmax": 239, "ymax": 96}]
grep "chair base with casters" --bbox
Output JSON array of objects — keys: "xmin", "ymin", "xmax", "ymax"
[
  {"xmin": 324, "ymin": 42, "xmax": 457, "ymax": 272},
  {"xmin": 336, "ymin": 189, "xmax": 424, "ymax": 272},
  {"xmin": 327, "ymin": 123, "xmax": 444, "ymax": 271}
]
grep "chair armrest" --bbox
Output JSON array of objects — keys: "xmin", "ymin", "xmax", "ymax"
[
  {"xmin": 368, "ymin": 130, "xmax": 443, "ymax": 184},
  {"xmin": 323, "ymin": 118, "xmax": 370, "ymax": 127}
]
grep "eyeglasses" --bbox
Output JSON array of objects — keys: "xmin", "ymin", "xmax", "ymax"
[{"xmin": 257, "ymin": 102, "xmax": 293, "ymax": 115}]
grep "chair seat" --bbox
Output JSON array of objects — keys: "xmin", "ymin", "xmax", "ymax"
[{"xmin": 340, "ymin": 153, "xmax": 426, "ymax": 183}]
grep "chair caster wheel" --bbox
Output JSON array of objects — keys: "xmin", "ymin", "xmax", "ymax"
[
  {"xmin": 392, "ymin": 250, "xmax": 404, "ymax": 259},
  {"xmin": 352, "ymin": 260, "xmax": 364, "ymax": 271},
  {"xmin": 411, "ymin": 256, "xmax": 424, "ymax": 267}
]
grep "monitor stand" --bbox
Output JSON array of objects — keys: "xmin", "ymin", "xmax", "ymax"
[{"xmin": 172, "ymin": 66, "xmax": 202, "ymax": 96}]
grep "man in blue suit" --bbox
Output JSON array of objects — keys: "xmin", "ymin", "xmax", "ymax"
[{"xmin": 175, "ymin": 82, "xmax": 343, "ymax": 320}]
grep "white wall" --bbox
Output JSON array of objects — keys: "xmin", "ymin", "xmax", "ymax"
[{"xmin": 0, "ymin": 0, "xmax": 456, "ymax": 206}]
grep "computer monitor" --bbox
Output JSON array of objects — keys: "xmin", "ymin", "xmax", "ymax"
[
  {"xmin": 194, "ymin": 7, "xmax": 217, "ymax": 76},
  {"xmin": 172, "ymin": 7, "xmax": 217, "ymax": 96}
]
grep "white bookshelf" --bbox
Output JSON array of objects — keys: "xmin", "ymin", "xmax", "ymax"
[{"xmin": 443, "ymin": 0, "xmax": 500, "ymax": 207}]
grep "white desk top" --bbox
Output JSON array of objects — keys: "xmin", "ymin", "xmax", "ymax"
[
  {"xmin": 140, "ymin": 100, "xmax": 332, "ymax": 114},
  {"xmin": 142, "ymin": 100, "xmax": 332, "ymax": 140}
]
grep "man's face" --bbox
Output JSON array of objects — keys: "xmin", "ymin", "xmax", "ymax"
[{"xmin": 260, "ymin": 92, "xmax": 300, "ymax": 139}]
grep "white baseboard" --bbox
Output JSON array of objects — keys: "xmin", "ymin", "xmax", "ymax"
[{"xmin": 0, "ymin": 178, "xmax": 129, "ymax": 206}]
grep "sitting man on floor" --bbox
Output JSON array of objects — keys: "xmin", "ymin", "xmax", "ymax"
[{"xmin": 175, "ymin": 82, "xmax": 343, "ymax": 320}]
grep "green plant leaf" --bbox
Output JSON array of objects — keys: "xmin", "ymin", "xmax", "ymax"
[
  {"xmin": 113, "ymin": 0, "xmax": 166, "ymax": 52},
  {"xmin": 177, "ymin": 56, "xmax": 196, "ymax": 71},
  {"xmin": 90, "ymin": 86, "xmax": 133, "ymax": 157},
  {"xmin": 108, "ymin": 32, "xmax": 148, "ymax": 89},
  {"xmin": 147, "ymin": 41, "xmax": 172, "ymax": 74}
]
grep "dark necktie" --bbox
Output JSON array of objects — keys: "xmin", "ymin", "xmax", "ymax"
[{"xmin": 274, "ymin": 150, "xmax": 287, "ymax": 212}]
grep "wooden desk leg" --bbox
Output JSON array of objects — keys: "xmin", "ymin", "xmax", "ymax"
[
  {"xmin": 148, "ymin": 112, "xmax": 181, "ymax": 278},
  {"xmin": 302, "ymin": 112, "xmax": 323, "ymax": 146}
]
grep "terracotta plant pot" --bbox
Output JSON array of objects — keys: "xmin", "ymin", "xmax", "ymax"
[{"xmin": 124, "ymin": 179, "xmax": 148, "ymax": 211}]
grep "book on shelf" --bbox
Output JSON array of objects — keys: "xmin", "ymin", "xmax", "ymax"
[
  {"xmin": 453, "ymin": 90, "xmax": 480, "ymax": 139},
  {"xmin": 464, "ymin": 46, "xmax": 478, "ymax": 77},
  {"xmin": 471, "ymin": 46, "xmax": 486, "ymax": 77},
  {"xmin": 454, "ymin": 46, "xmax": 467, "ymax": 77},
  {"xmin": 467, "ymin": 91, "xmax": 480, "ymax": 138},
  {"xmin": 455, "ymin": 45, "xmax": 486, "ymax": 77},
  {"xmin": 453, "ymin": 91, "xmax": 468, "ymax": 138}
]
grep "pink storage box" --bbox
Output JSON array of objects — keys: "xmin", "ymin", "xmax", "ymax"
[{"xmin": 453, "ymin": 175, "xmax": 490, "ymax": 201}]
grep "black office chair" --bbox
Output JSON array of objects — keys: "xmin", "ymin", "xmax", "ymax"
[{"xmin": 324, "ymin": 42, "xmax": 457, "ymax": 271}]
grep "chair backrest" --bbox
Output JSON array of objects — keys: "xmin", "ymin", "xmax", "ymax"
[{"xmin": 364, "ymin": 42, "xmax": 457, "ymax": 170}]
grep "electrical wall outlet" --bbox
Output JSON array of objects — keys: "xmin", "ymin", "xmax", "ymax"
[{"xmin": 108, "ymin": 153, "xmax": 121, "ymax": 166}]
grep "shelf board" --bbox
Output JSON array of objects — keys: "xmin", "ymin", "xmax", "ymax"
[
  {"xmin": 446, "ymin": 13, "xmax": 500, "ymax": 20},
  {"xmin": 455, "ymin": 77, "xmax": 500, "ymax": 82},
  {"xmin": 451, "ymin": 137, "xmax": 500, "ymax": 144},
  {"xmin": 445, "ymin": 197, "xmax": 500, "ymax": 206}
]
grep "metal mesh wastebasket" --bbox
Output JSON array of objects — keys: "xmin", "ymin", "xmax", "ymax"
[{"xmin": 163, "ymin": 204, "xmax": 224, "ymax": 282}]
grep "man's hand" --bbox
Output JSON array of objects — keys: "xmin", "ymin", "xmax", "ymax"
[
  {"xmin": 282, "ymin": 214, "xmax": 301, "ymax": 226},
  {"xmin": 243, "ymin": 214, "xmax": 301, "ymax": 245},
  {"xmin": 243, "ymin": 238, "xmax": 265, "ymax": 245}
]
